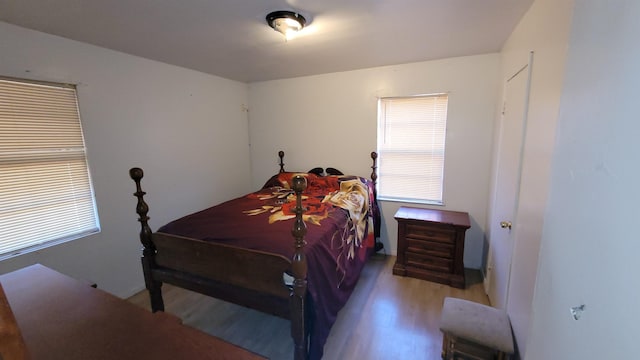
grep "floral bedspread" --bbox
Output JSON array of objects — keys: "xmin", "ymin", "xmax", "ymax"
[
  {"xmin": 158, "ymin": 172, "xmax": 377, "ymax": 360},
  {"xmin": 246, "ymin": 172, "xmax": 375, "ymax": 274}
]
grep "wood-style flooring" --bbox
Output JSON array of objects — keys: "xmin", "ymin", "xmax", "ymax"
[{"xmin": 127, "ymin": 254, "xmax": 489, "ymax": 360}]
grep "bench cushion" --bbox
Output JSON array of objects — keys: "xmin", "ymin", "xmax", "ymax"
[{"xmin": 440, "ymin": 297, "xmax": 514, "ymax": 354}]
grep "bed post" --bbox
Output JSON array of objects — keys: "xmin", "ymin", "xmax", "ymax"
[
  {"xmin": 129, "ymin": 167, "xmax": 165, "ymax": 313},
  {"xmin": 278, "ymin": 150, "xmax": 285, "ymax": 173},
  {"xmin": 290, "ymin": 174, "xmax": 308, "ymax": 360},
  {"xmin": 370, "ymin": 152, "xmax": 383, "ymax": 247},
  {"xmin": 370, "ymin": 151, "xmax": 378, "ymax": 189}
]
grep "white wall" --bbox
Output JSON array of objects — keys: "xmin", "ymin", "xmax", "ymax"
[
  {"xmin": 488, "ymin": 0, "xmax": 574, "ymax": 356},
  {"xmin": 0, "ymin": 22, "xmax": 251, "ymax": 298},
  {"xmin": 248, "ymin": 54, "xmax": 500, "ymax": 269},
  {"xmin": 527, "ymin": 1, "xmax": 640, "ymax": 358}
]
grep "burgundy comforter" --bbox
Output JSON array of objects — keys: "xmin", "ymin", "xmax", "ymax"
[{"xmin": 158, "ymin": 172, "xmax": 377, "ymax": 360}]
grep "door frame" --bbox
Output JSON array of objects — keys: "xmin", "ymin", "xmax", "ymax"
[{"xmin": 484, "ymin": 51, "xmax": 534, "ymax": 307}]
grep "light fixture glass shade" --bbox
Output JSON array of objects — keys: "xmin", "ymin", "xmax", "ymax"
[{"xmin": 266, "ymin": 11, "xmax": 306, "ymax": 40}]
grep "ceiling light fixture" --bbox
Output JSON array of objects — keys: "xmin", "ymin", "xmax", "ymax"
[{"xmin": 266, "ymin": 10, "xmax": 306, "ymax": 41}]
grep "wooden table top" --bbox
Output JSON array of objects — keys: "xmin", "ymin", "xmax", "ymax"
[
  {"xmin": 0, "ymin": 282, "xmax": 30, "ymax": 359},
  {"xmin": 394, "ymin": 206, "xmax": 471, "ymax": 228},
  {"xmin": 0, "ymin": 264, "xmax": 266, "ymax": 360}
]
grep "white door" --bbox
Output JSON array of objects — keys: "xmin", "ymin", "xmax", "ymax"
[{"xmin": 486, "ymin": 56, "xmax": 533, "ymax": 309}]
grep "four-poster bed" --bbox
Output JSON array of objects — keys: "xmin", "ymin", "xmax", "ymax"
[{"xmin": 130, "ymin": 151, "xmax": 379, "ymax": 360}]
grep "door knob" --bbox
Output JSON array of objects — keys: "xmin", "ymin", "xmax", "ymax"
[{"xmin": 500, "ymin": 221, "xmax": 512, "ymax": 229}]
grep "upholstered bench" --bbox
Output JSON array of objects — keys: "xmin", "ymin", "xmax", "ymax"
[{"xmin": 439, "ymin": 297, "xmax": 514, "ymax": 360}]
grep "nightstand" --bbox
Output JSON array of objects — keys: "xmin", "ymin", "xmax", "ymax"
[{"xmin": 393, "ymin": 206, "xmax": 470, "ymax": 288}]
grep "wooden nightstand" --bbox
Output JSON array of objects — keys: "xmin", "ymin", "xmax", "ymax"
[{"xmin": 393, "ymin": 206, "xmax": 470, "ymax": 288}]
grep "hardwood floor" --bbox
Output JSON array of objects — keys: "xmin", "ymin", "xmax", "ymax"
[{"xmin": 127, "ymin": 254, "xmax": 489, "ymax": 360}]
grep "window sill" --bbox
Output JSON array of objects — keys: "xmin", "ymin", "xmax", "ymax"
[
  {"xmin": 378, "ymin": 196, "xmax": 444, "ymax": 206},
  {"xmin": 0, "ymin": 230, "xmax": 100, "ymax": 262}
]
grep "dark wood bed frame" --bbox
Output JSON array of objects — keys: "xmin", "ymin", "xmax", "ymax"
[{"xmin": 130, "ymin": 151, "xmax": 378, "ymax": 360}]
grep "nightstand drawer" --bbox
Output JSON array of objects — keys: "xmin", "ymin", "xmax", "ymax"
[
  {"xmin": 406, "ymin": 252, "xmax": 453, "ymax": 273},
  {"xmin": 406, "ymin": 224, "xmax": 455, "ymax": 244},
  {"xmin": 406, "ymin": 239, "xmax": 454, "ymax": 259}
]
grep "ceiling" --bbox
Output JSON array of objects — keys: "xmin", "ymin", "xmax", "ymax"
[{"xmin": 0, "ymin": 0, "xmax": 534, "ymax": 83}]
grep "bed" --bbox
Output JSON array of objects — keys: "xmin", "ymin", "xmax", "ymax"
[{"xmin": 129, "ymin": 151, "xmax": 380, "ymax": 360}]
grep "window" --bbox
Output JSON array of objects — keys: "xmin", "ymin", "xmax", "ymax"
[
  {"xmin": 0, "ymin": 77, "xmax": 100, "ymax": 259},
  {"xmin": 377, "ymin": 94, "xmax": 448, "ymax": 204}
]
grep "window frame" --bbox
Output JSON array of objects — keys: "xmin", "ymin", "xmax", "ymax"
[
  {"xmin": 0, "ymin": 76, "xmax": 100, "ymax": 259},
  {"xmin": 376, "ymin": 93, "xmax": 449, "ymax": 205}
]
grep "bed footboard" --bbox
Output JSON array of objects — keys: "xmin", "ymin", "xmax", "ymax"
[{"xmin": 130, "ymin": 167, "xmax": 310, "ymax": 360}]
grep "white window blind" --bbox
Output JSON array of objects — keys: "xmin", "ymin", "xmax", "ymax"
[
  {"xmin": 0, "ymin": 77, "xmax": 100, "ymax": 258},
  {"xmin": 377, "ymin": 94, "xmax": 448, "ymax": 204}
]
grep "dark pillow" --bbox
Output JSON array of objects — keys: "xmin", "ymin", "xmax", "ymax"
[
  {"xmin": 262, "ymin": 173, "xmax": 282, "ymax": 189},
  {"xmin": 308, "ymin": 167, "xmax": 324, "ymax": 176},
  {"xmin": 325, "ymin": 167, "xmax": 344, "ymax": 175}
]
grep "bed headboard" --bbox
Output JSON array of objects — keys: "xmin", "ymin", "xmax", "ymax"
[{"xmin": 276, "ymin": 150, "xmax": 378, "ymax": 189}]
